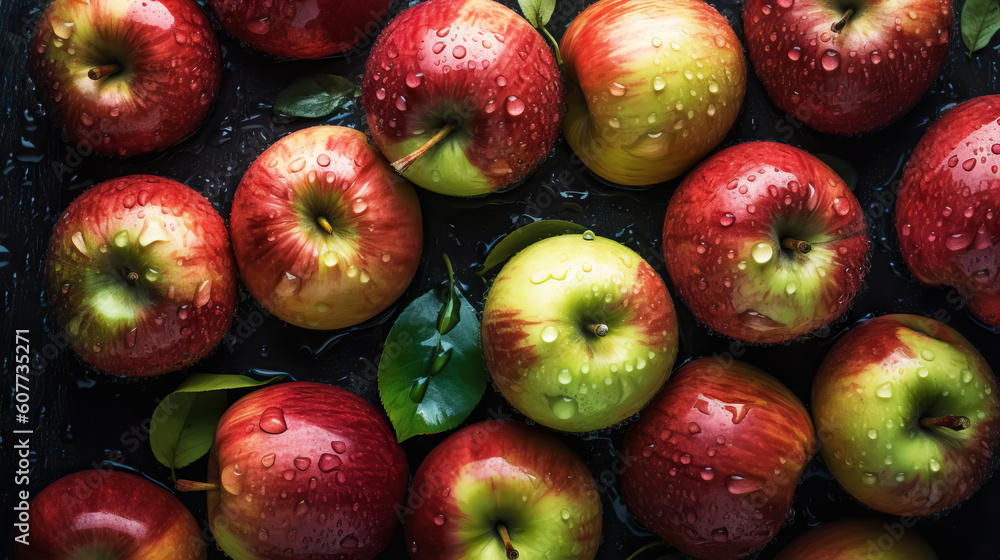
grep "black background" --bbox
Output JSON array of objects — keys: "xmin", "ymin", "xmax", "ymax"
[{"xmin": 2, "ymin": 0, "xmax": 999, "ymax": 558}]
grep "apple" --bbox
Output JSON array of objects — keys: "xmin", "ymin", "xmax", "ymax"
[
  {"xmin": 813, "ymin": 314, "xmax": 1000, "ymax": 516},
  {"xmin": 403, "ymin": 420, "xmax": 602, "ymax": 559},
  {"xmin": 743, "ymin": 0, "xmax": 952, "ymax": 135},
  {"xmin": 29, "ymin": 0, "xmax": 221, "ymax": 157},
  {"xmin": 481, "ymin": 231, "xmax": 679, "ymax": 433},
  {"xmin": 229, "ymin": 126, "xmax": 423, "ymax": 330},
  {"xmin": 177, "ymin": 381, "xmax": 408, "ymax": 560},
  {"xmin": 773, "ymin": 518, "xmax": 938, "ymax": 559},
  {"xmin": 621, "ymin": 357, "xmax": 815, "ymax": 559},
  {"xmin": 13, "ymin": 469, "xmax": 205, "ymax": 560},
  {"xmin": 896, "ymin": 95, "xmax": 1000, "ymax": 328},
  {"xmin": 208, "ymin": 0, "xmax": 391, "ymax": 59},
  {"xmin": 560, "ymin": 0, "xmax": 747, "ymax": 187},
  {"xmin": 662, "ymin": 141, "xmax": 869, "ymax": 343},
  {"xmin": 361, "ymin": 0, "xmax": 563, "ymax": 197},
  {"xmin": 46, "ymin": 174, "xmax": 237, "ymax": 377}
]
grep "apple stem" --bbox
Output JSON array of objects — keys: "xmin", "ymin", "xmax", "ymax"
[
  {"xmin": 781, "ymin": 238, "xmax": 812, "ymax": 254},
  {"xmin": 496, "ymin": 523, "xmax": 519, "ymax": 560},
  {"xmin": 317, "ymin": 216, "xmax": 334, "ymax": 235},
  {"xmin": 88, "ymin": 63, "xmax": 121, "ymax": 80},
  {"xmin": 587, "ymin": 323, "xmax": 610, "ymax": 337},
  {"xmin": 126, "ymin": 271, "xmax": 139, "ymax": 285},
  {"xmin": 174, "ymin": 479, "xmax": 219, "ymax": 492},
  {"xmin": 391, "ymin": 122, "xmax": 456, "ymax": 174},
  {"xmin": 832, "ymin": 8, "xmax": 854, "ymax": 33},
  {"xmin": 920, "ymin": 415, "xmax": 971, "ymax": 431}
]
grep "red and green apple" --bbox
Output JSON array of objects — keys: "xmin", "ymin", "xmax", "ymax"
[{"xmin": 773, "ymin": 518, "xmax": 938, "ymax": 559}]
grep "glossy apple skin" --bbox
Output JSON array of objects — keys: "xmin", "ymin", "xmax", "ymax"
[
  {"xmin": 209, "ymin": 0, "xmax": 391, "ymax": 59},
  {"xmin": 14, "ymin": 470, "xmax": 205, "ymax": 560},
  {"xmin": 46, "ymin": 175, "xmax": 237, "ymax": 376},
  {"xmin": 773, "ymin": 518, "xmax": 938, "ymax": 560},
  {"xmin": 206, "ymin": 381, "xmax": 408, "ymax": 560},
  {"xmin": 404, "ymin": 420, "xmax": 602, "ymax": 560},
  {"xmin": 230, "ymin": 126, "xmax": 423, "ymax": 330},
  {"xmin": 29, "ymin": 0, "xmax": 221, "ymax": 157},
  {"xmin": 482, "ymin": 233, "xmax": 679, "ymax": 432},
  {"xmin": 561, "ymin": 0, "xmax": 746, "ymax": 186},
  {"xmin": 896, "ymin": 95, "xmax": 1000, "ymax": 328},
  {"xmin": 663, "ymin": 141, "xmax": 868, "ymax": 343},
  {"xmin": 813, "ymin": 314, "xmax": 1000, "ymax": 516},
  {"xmin": 744, "ymin": 0, "xmax": 951, "ymax": 135},
  {"xmin": 621, "ymin": 358, "xmax": 815, "ymax": 560},
  {"xmin": 362, "ymin": 0, "xmax": 563, "ymax": 197}
]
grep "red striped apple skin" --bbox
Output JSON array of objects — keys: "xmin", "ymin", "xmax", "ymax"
[
  {"xmin": 14, "ymin": 470, "xmax": 205, "ymax": 560},
  {"xmin": 622, "ymin": 358, "xmax": 815, "ymax": 560},
  {"xmin": 896, "ymin": 95, "xmax": 1000, "ymax": 328},
  {"xmin": 773, "ymin": 518, "xmax": 938, "ymax": 559}
]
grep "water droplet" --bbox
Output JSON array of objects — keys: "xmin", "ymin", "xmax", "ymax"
[
  {"xmin": 432, "ymin": 42, "xmax": 445, "ymax": 54},
  {"xmin": 294, "ymin": 457, "xmax": 311, "ymax": 471},
  {"xmin": 259, "ymin": 407, "xmax": 288, "ymax": 434},
  {"xmin": 711, "ymin": 527, "xmax": 728, "ymax": 542},
  {"xmin": 821, "ymin": 49, "xmax": 841, "ymax": 71},
  {"xmin": 220, "ymin": 464, "xmax": 243, "ymax": 495},
  {"xmin": 541, "ymin": 326, "xmax": 559, "ymax": 342},
  {"xmin": 71, "ymin": 231, "xmax": 87, "ymax": 255},
  {"xmin": 433, "ymin": 514, "xmax": 446, "ymax": 526},
  {"xmin": 700, "ymin": 468, "xmax": 715, "ymax": 481},
  {"xmin": 726, "ymin": 475, "xmax": 765, "ymax": 494},
  {"xmin": 331, "ymin": 441, "xmax": 347, "ymax": 454},
  {"xmin": 688, "ymin": 422, "xmax": 701, "ymax": 434},
  {"xmin": 505, "ymin": 96, "xmax": 525, "ymax": 116},
  {"xmin": 720, "ymin": 213, "xmax": 735, "ymax": 226},
  {"xmin": 323, "ymin": 251, "xmax": 339, "ymax": 267},
  {"xmin": 929, "ymin": 458, "xmax": 941, "ymax": 472},
  {"xmin": 920, "ymin": 349, "xmax": 935, "ymax": 361},
  {"xmin": 832, "ymin": 197, "xmax": 850, "ymax": 216},
  {"xmin": 652, "ymin": 76, "xmax": 666, "ymax": 91},
  {"xmin": 787, "ymin": 47, "xmax": 801, "ymax": 60},
  {"xmin": 876, "ymin": 383, "xmax": 893, "ymax": 399},
  {"xmin": 395, "ymin": 97, "xmax": 407, "ymax": 111},
  {"xmin": 261, "ymin": 454, "xmax": 276, "ymax": 468},
  {"xmin": 918, "ymin": 368, "xmax": 929, "ymax": 378},
  {"xmin": 868, "ymin": 429, "xmax": 878, "ymax": 439},
  {"xmin": 138, "ymin": 219, "xmax": 169, "ymax": 247},
  {"xmin": 609, "ymin": 82, "xmax": 626, "ymax": 96},
  {"xmin": 751, "ymin": 242, "xmax": 774, "ymax": 264},
  {"xmin": 582, "ymin": 230, "xmax": 596, "ymax": 241},
  {"xmin": 557, "ymin": 370, "xmax": 573, "ymax": 384},
  {"xmin": 547, "ymin": 395, "xmax": 578, "ymax": 419}
]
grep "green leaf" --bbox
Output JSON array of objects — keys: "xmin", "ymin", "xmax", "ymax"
[
  {"xmin": 275, "ymin": 74, "xmax": 357, "ymax": 118},
  {"xmin": 478, "ymin": 219, "xmax": 588, "ymax": 276},
  {"xmin": 518, "ymin": 0, "xmax": 557, "ymax": 27},
  {"xmin": 378, "ymin": 289, "xmax": 487, "ymax": 442},
  {"xmin": 814, "ymin": 153, "xmax": 859, "ymax": 191},
  {"xmin": 437, "ymin": 254, "xmax": 460, "ymax": 335},
  {"xmin": 962, "ymin": 0, "xmax": 1000, "ymax": 57},
  {"xmin": 150, "ymin": 374, "xmax": 284, "ymax": 474}
]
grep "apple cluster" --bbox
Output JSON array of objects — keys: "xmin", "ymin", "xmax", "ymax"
[{"xmin": 17, "ymin": 0, "xmax": 1000, "ymax": 558}]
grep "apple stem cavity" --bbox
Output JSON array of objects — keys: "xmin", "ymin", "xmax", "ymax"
[
  {"xmin": 781, "ymin": 238, "xmax": 812, "ymax": 254},
  {"xmin": 391, "ymin": 122, "xmax": 457, "ymax": 174},
  {"xmin": 831, "ymin": 8, "xmax": 854, "ymax": 33},
  {"xmin": 920, "ymin": 415, "xmax": 971, "ymax": 431},
  {"xmin": 88, "ymin": 63, "xmax": 122, "ymax": 80},
  {"xmin": 317, "ymin": 216, "xmax": 334, "ymax": 235},
  {"xmin": 496, "ymin": 523, "xmax": 519, "ymax": 560},
  {"xmin": 587, "ymin": 323, "xmax": 610, "ymax": 337},
  {"xmin": 174, "ymin": 479, "xmax": 219, "ymax": 492}
]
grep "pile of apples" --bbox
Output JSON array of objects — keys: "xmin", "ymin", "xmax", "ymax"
[{"xmin": 15, "ymin": 0, "xmax": 1000, "ymax": 557}]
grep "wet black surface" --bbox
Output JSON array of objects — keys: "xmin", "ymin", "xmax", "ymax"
[{"xmin": 1, "ymin": 0, "xmax": 999, "ymax": 558}]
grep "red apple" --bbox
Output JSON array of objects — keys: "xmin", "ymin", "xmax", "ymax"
[
  {"xmin": 361, "ymin": 0, "xmax": 563, "ymax": 197},
  {"xmin": 29, "ymin": 0, "xmax": 221, "ymax": 157},
  {"xmin": 208, "ymin": 0, "xmax": 391, "ymax": 59},
  {"xmin": 896, "ymin": 95, "xmax": 1000, "ymax": 328},
  {"xmin": 13, "ymin": 470, "xmax": 205, "ymax": 560},
  {"xmin": 403, "ymin": 420, "xmax": 602, "ymax": 559},
  {"xmin": 229, "ymin": 126, "xmax": 423, "ymax": 330},
  {"xmin": 621, "ymin": 357, "xmax": 815, "ymax": 559},
  {"xmin": 190, "ymin": 381, "xmax": 408, "ymax": 560},
  {"xmin": 743, "ymin": 0, "xmax": 952, "ymax": 135},
  {"xmin": 663, "ymin": 141, "xmax": 869, "ymax": 343},
  {"xmin": 46, "ymin": 174, "xmax": 237, "ymax": 377},
  {"xmin": 773, "ymin": 518, "xmax": 938, "ymax": 559}
]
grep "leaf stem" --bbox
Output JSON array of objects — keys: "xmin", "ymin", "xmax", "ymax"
[
  {"xmin": 175, "ymin": 479, "xmax": 219, "ymax": 492},
  {"xmin": 497, "ymin": 523, "xmax": 519, "ymax": 560},
  {"xmin": 317, "ymin": 216, "xmax": 334, "ymax": 234},
  {"xmin": 391, "ymin": 122, "xmax": 456, "ymax": 174},
  {"xmin": 781, "ymin": 238, "xmax": 812, "ymax": 254},
  {"xmin": 539, "ymin": 25, "xmax": 563, "ymax": 66},
  {"xmin": 832, "ymin": 8, "xmax": 854, "ymax": 32},
  {"xmin": 88, "ymin": 64, "xmax": 121, "ymax": 80},
  {"xmin": 920, "ymin": 415, "xmax": 971, "ymax": 430}
]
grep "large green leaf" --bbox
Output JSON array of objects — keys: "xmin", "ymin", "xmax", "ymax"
[
  {"xmin": 477, "ymin": 219, "xmax": 587, "ymax": 276},
  {"xmin": 378, "ymin": 288, "xmax": 487, "ymax": 442},
  {"xmin": 275, "ymin": 74, "xmax": 357, "ymax": 118},
  {"xmin": 962, "ymin": 0, "xmax": 1000, "ymax": 57},
  {"xmin": 518, "ymin": 0, "xmax": 557, "ymax": 27}
]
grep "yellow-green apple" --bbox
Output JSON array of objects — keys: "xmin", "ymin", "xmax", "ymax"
[
  {"xmin": 744, "ymin": 0, "xmax": 951, "ymax": 135},
  {"xmin": 46, "ymin": 174, "xmax": 237, "ymax": 377},
  {"xmin": 361, "ymin": 0, "xmax": 563, "ymax": 197},
  {"xmin": 813, "ymin": 314, "xmax": 1000, "ymax": 516},
  {"xmin": 13, "ymin": 470, "xmax": 205, "ymax": 560},
  {"xmin": 208, "ymin": 0, "xmax": 391, "ymax": 58},
  {"xmin": 773, "ymin": 518, "xmax": 938, "ymax": 559},
  {"xmin": 481, "ymin": 231, "xmax": 679, "ymax": 432},
  {"xmin": 229, "ymin": 126, "xmax": 423, "ymax": 330},
  {"xmin": 621, "ymin": 358, "xmax": 815, "ymax": 559},
  {"xmin": 403, "ymin": 420, "xmax": 602, "ymax": 560},
  {"xmin": 896, "ymin": 95, "xmax": 1000, "ymax": 328},
  {"xmin": 178, "ymin": 381, "xmax": 408, "ymax": 560},
  {"xmin": 29, "ymin": 0, "xmax": 221, "ymax": 157},
  {"xmin": 560, "ymin": 0, "xmax": 746, "ymax": 186},
  {"xmin": 663, "ymin": 141, "xmax": 868, "ymax": 343}
]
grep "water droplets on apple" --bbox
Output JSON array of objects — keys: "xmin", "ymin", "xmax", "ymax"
[
  {"xmin": 259, "ymin": 406, "xmax": 288, "ymax": 434},
  {"xmin": 582, "ymin": 230, "xmax": 596, "ymax": 241},
  {"xmin": 876, "ymin": 383, "xmax": 893, "ymax": 399},
  {"xmin": 725, "ymin": 475, "xmax": 765, "ymax": 494},
  {"xmin": 821, "ymin": 50, "xmax": 841, "ymax": 71},
  {"xmin": 71, "ymin": 231, "xmax": 87, "ymax": 255},
  {"xmin": 751, "ymin": 242, "xmax": 774, "ymax": 264},
  {"xmin": 546, "ymin": 395, "xmax": 578, "ymax": 419},
  {"xmin": 505, "ymin": 96, "xmax": 525, "ymax": 117},
  {"xmin": 609, "ymin": 82, "xmax": 626, "ymax": 96},
  {"xmin": 920, "ymin": 349, "xmax": 935, "ymax": 361},
  {"xmin": 540, "ymin": 325, "xmax": 559, "ymax": 342}
]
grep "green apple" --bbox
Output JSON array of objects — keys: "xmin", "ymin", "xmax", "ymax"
[
  {"xmin": 561, "ymin": 0, "xmax": 746, "ymax": 186},
  {"xmin": 813, "ymin": 314, "xmax": 1000, "ymax": 516},
  {"xmin": 481, "ymin": 231, "xmax": 679, "ymax": 432}
]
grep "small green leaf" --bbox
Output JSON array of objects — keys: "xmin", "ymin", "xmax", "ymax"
[
  {"xmin": 518, "ymin": 0, "xmax": 557, "ymax": 27},
  {"xmin": 962, "ymin": 0, "xmax": 1000, "ymax": 57},
  {"xmin": 378, "ymin": 289, "xmax": 487, "ymax": 442},
  {"xmin": 275, "ymin": 74, "xmax": 357, "ymax": 118},
  {"xmin": 814, "ymin": 153, "xmax": 859, "ymax": 191},
  {"xmin": 478, "ymin": 219, "xmax": 588, "ymax": 276},
  {"xmin": 437, "ymin": 254, "xmax": 460, "ymax": 335},
  {"xmin": 150, "ymin": 374, "xmax": 284, "ymax": 474}
]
